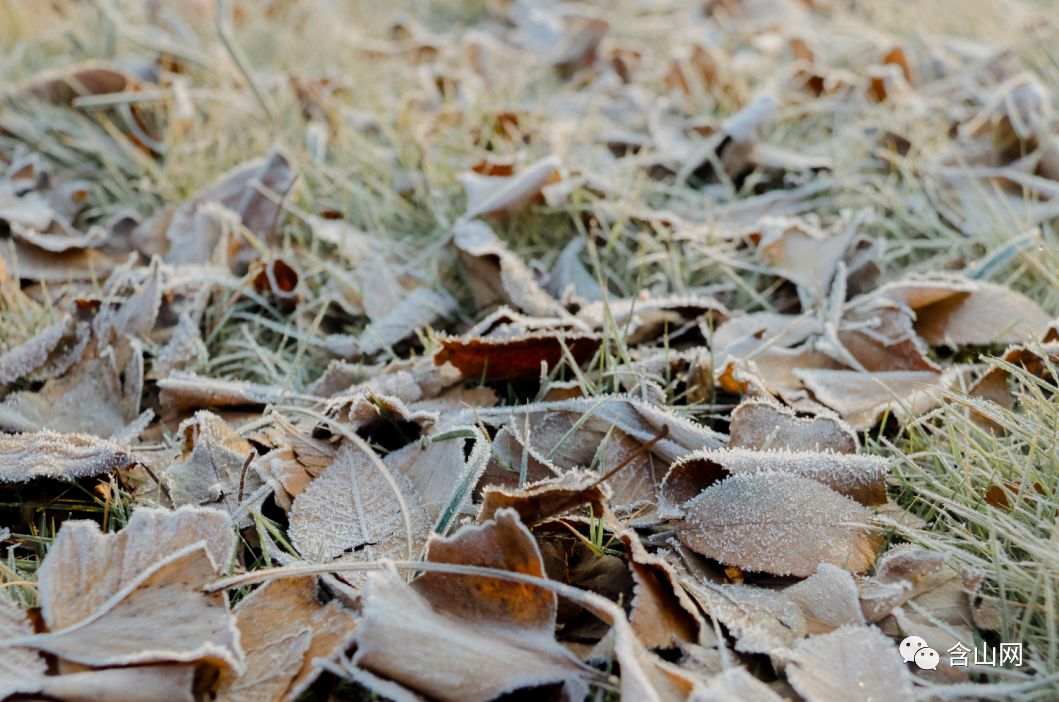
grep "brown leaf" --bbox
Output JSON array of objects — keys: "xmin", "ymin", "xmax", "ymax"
[
  {"xmin": 20, "ymin": 61, "xmax": 142, "ymax": 105},
  {"xmin": 384, "ymin": 424, "xmax": 491, "ymax": 523},
  {"xmin": 661, "ymin": 447, "xmax": 889, "ymax": 512},
  {"xmin": 676, "ymin": 472, "xmax": 882, "ymax": 577},
  {"xmin": 434, "ymin": 331, "xmax": 601, "ymax": 381},
  {"xmin": 161, "ymin": 411, "xmax": 262, "ymax": 527},
  {"xmin": 288, "ymin": 439, "xmax": 430, "ymax": 583},
  {"xmin": 216, "ymin": 577, "xmax": 357, "ymax": 702},
  {"xmin": 453, "ymin": 220, "xmax": 565, "ymax": 316},
  {"xmin": 349, "ymin": 509, "xmax": 593, "ymax": 701},
  {"xmin": 137, "ymin": 152, "xmax": 295, "ymax": 266},
  {"xmin": 0, "ymin": 430, "xmax": 131, "ymax": 483},
  {"xmin": 459, "ymin": 155, "xmax": 561, "ymax": 218},
  {"xmin": 784, "ymin": 626, "xmax": 913, "ymax": 702},
  {"xmin": 876, "ymin": 276, "xmax": 1051, "ymax": 346},
  {"xmin": 795, "ymin": 368, "xmax": 948, "ymax": 430},
  {"xmin": 728, "ymin": 399, "xmax": 858, "ymax": 453},
  {"xmin": 619, "ymin": 531, "xmax": 702, "ymax": 649},
  {"xmin": 26, "ymin": 506, "xmax": 240, "ymax": 671},
  {"xmin": 478, "ymin": 470, "xmax": 607, "ymax": 525}
]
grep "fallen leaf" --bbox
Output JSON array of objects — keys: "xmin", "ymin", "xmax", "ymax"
[
  {"xmin": 676, "ymin": 472, "xmax": 882, "ymax": 577},
  {"xmin": 460, "ymin": 155, "xmax": 561, "ymax": 218},
  {"xmin": 216, "ymin": 577, "xmax": 357, "ymax": 702},
  {"xmin": 162, "ymin": 411, "xmax": 262, "ymax": 527},
  {"xmin": 453, "ymin": 219, "xmax": 566, "ymax": 317},
  {"xmin": 25, "ymin": 506, "xmax": 240, "ymax": 671},
  {"xmin": 0, "ymin": 430, "xmax": 132, "ymax": 482},
  {"xmin": 288, "ymin": 439, "xmax": 429, "ymax": 581},
  {"xmin": 433, "ymin": 330, "xmax": 601, "ymax": 381},
  {"xmin": 784, "ymin": 625, "xmax": 913, "ymax": 702},
  {"xmin": 728, "ymin": 399, "xmax": 858, "ymax": 453},
  {"xmin": 691, "ymin": 667, "xmax": 785, "ymax": 702},
  {"xmin": 661, "ymin": 447, "xmax": 889, "ymax": 512},
  {"xmin": 349, "ymin": 509, "xmax": 594, "ymax": 701}
]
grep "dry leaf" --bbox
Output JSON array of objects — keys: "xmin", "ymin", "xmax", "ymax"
[
  {"xmin": 434, "ymin": 331, "xmax": 601, "ymax": 381},
  {"xmin": 216, "ymin": 577, "xmax": 357, "ymax": 702},
  {"xmin": 784, "ymin": 625, "xmax": 913, "ymax": 702},
  {"xmin": 0, "ymin": 353, "xmax": 151, "ymax": 440},
  {"xmin": 0, "ymin": 430, "xmax": 131, "ymax": 482},
  {"xmin": 691, "ymin": 667, "xmax": 785, "ymax": 702},
  {"xmin": 25, "ymin": 506, "xmax": 240, "ymax": 671},
  {"xmin": 784, "ymin": 564, "xmax": 866, "ymax": 634},
  {"xmin": 460, "ymin": 155, "xmax": 561, "ymax": 218},
  {"xmin": 728, "ymin": 399, "xmax": 858, "ymax": 453},
  {"xmin": 795, "ymin": 368, "xmax": 947, "ymax": 430},
  {"xmin": 288, "ymin": 439, "xmax": 430, "ymax": 580},
  {"xmin": 478, "ymin": 470, "xmax": 607, "ymax": 525},
  {"xmin": 677, "ymin": 472, "xmax": 882, "ymax": 577},
  {"xmin": 619, "ymin": 531, "xmax": 702, "ymax": 649},
  {"xmin": 385, "ymin": 424, "xmax": 491, "ymax": 525},
  {"xmin": 661, "ymin": 447, "xmax": 889, "ymax": 512},
  {"xmin": 349, "ymin": 509, "xmax": 593, "ymax": 701},
  {"xmin": 453, "ymin": 219, "xmax": 566, "ymax": 317},
  {"xmin": 162, "ymin": 411, "xmax": 262, "ymax": 527}
]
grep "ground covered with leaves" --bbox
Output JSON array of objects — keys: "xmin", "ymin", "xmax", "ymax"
[{"xmin": 1, "ymin": 1, "xmax": 1058, "ymax": 700}]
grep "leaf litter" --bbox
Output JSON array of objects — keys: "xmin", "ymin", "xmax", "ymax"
[{"xmin": 1, "ymin": 0, "xmax": 1058, "ymax": 700}]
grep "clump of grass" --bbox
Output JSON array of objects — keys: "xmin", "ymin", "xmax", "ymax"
[{"xmin": 881, "ymin": 359, "xmax": 1059, "ymax": 697}]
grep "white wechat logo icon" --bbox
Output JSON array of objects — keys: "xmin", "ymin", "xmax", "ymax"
[{"xmin": 900, "ymin": 636, "xmax": 940, "ymax": 670}]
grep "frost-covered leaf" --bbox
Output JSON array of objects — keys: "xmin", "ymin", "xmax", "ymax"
[
  {"xmin": 0, "ymin": 317, "xmax": 78, "ymax": 383},
  {"xmin": 0, "ymin": 430, "xmax": 132, "ymax": 482},
  {"xmin": 434, "ymin": 330, "xmax": 600, "ymax": 381},
  {"xmin": 162, "ymin": 411, "xmax": 262, "ymax": 527},
  {"xmin": 24, "ymin": 506, "xmax": 240, "ymax": 670},
  {"xmin": 682, "ymin": 578, "xmax": 807, "ymax": 655},
  {"xmin": 0, "ymin": 353, "xmax": 151, "ymax": 439},
  {"xmin": 460, "ymin": 155, "xmax": 561, "ymax": 219},
  {"xmin": 0, "ymin": 597, "xmax": 46, "ymax": 698},
  {"xmin": 453, "ymin": 219, "xmax": 565, "ymax": 317},
  {"xmin": 216, "ymin": 577, "xmax": 357, "ymax": 702},
  {"xmin": 785, "ymin": 564, "xmax": 866, "ymax": 634},
  {"xmin": 729, "ymin": 399, "xmax": 858, "ymax": 453},
  {"xmin": 661, "ymin": 447, "xmax": 889, "ymax": 512},
  {"xmin": 349, "ymin": 509, "xmax": 593, "ymax": 701},
  {"xmin": 619, "ymin": 530, "xmax": 702, "ymax": 649},
  {"xmin": 358, "ymin": 287, "xmax": 457, "ymax": 355},
  {"xmin": 479, "ymin": 469, "xmax": 608, "ymax": 525},
  {"xmin": 677, "ymin": 472, "xmax": 882, "ymax": 577},
  {"xmin": 691, "ymin": 668, "xmax": 785, "ymax": 702},
  {"xmin": 876, "ymin": 276, "xmax": 1050, "ymax": 346},
  {"xmin": 784, "ymin": 626, "xmax": 913, "ymax": 702},
  {"xmin": 795, "ymin": 368, "xmax": 947, "ymax": 430},
  {"xmin": 385, "ymin": 424, "xmax": 490, "ymax": 529},
  {"xmin": 288, "ymin": 440, "xmax": 430, "ymax": 582}
]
